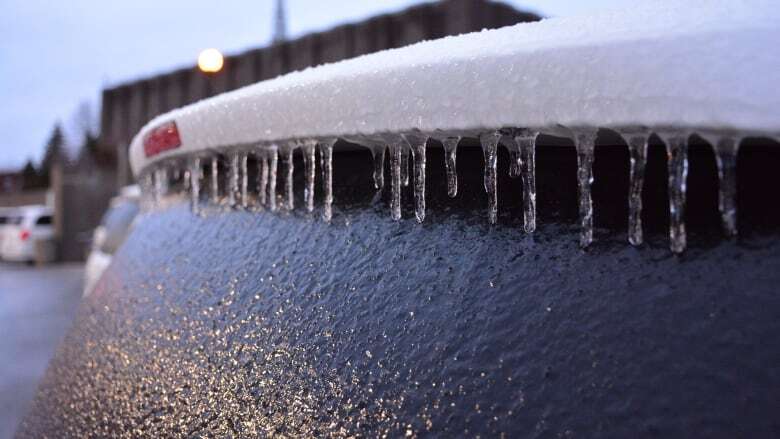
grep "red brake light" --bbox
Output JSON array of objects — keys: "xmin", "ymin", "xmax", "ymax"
[
  {"xmin": 143, "ymin": 121, "xmax": 181, "ymax": 158},
  {"xmin": 20, "ymin": 230, "xmax": 30, "ymax": 241}
]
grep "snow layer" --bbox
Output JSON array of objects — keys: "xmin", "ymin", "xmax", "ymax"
[{"xmin": 130, "ymin": 0, "xmax": 780, "ymax": 176}]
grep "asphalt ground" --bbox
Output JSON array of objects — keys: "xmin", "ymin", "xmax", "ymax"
[{"xmin": 0, "ymin": 262, "xmax": 83, "ymax": 439}]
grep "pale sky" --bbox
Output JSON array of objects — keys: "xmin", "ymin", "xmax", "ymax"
[{"xmin": 0, "ymin": 0, "xmax": 625, "ymax": 169}]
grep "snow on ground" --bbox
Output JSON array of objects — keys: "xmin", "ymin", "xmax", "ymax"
[{"xmin": 130, "ymin": 0, "xmax": 779, "ymax": 175}]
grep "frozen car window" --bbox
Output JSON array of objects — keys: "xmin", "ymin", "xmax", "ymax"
[{"xmin": 100, "ymin": 201, "xmax": 140, "ymax": 254}]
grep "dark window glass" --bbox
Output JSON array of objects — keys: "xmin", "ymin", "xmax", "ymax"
[{"xmin": 36, "ymin": 215, "xmax": 52, "ymax": 225}]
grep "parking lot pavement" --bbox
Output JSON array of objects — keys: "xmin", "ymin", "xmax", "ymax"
[{"xmin": 0, "ymin": 262, "xmax": 84, "ymax": 439}]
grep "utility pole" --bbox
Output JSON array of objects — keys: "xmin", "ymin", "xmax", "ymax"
[{"xmin": 273, "ymin": 0, "xmax": 287, "ymax": 44}]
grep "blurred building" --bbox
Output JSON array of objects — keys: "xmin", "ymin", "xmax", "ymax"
[
  {"xmin": 99, "ymin": 0, "xmax": 540, "ymax": 187},
  {"xmin": 0, "ymin": 169, "xmax": 48, "ymax": 208},
  {"xmin": 0, "ymin": 170, "xmax": 22, "ymax": 194}
]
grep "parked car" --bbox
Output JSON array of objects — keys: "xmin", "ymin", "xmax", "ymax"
[
  {"xmin": 83, "ymin": 186, "xmax": 140, "ymax": 296},
  {"xmin": 16, "ymin": 1, "xmax": 780, "ymax": 437},
  {"xmin": 0, "ymin": 207, "xmax": 17, "ymax": 259},
  {"xmin": 0, "ymin": 205, "xmax": 54, "ymax": 263}
]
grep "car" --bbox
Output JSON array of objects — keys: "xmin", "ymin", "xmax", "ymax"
[
  {"xmin": 83, "ymin": 186, "xmax": 140, "ymax": 296},
  {"xmin": 0, "ymin": 205, "xmax": 54, "ymax": 263},
  {"xmin": 0, "ymin": 207, "xmax": 18, "ymax": 259},
  {"xmin": 16, "ymin": 1, "xmax": 780, "ymax": 437}
]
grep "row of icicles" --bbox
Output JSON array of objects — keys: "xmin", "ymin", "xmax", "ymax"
[{"xmin": 141, "ymin": 128, "xmax": 752, "ymax": 253}]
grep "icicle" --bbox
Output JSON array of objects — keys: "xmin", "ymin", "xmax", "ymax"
[
  {"xmin": 153, "ymin": 166, "xmax": 168, "ymax": 205},
  {"xmin": 141, "ymin": 173, "xmax": 152, "ymax": 195},
  {"xmin": 710, "ymin": 136, "xmax": 740, "ymax": 237},
  {"xmin": 509, "ymin": 149, "xmax": 521, "ymax": 178},
  {"xmin": 183, "ymin": 164, "xmax": 191, "ymax": 191},
  {"xmin": 659, "ymin": 132, "xmax": 689, "ymax": 253},
  {"xmin": 159, "ymin": 166, "xmax": 169, "ymax": 198},
  {"xmin": 405, "ymin": 134, "xmax": 428, "ymax": 223},
  {"xmin": 401, "ymin": 146, "xmax": 410, "ymax": 187},
  {"xmin": 177, "ymin": 165, "xmax": 186, "ymax": 190},
  {"xmin": 620, "ymin": 132, "xmax": 649, "ymax": 246},
  {"xmin": 150, "ymin": 170, "xmax": 159, "ymax": 208},
  {"xmin": 258, "ymin": 150, "xmax": 269, "ymax": 207},
  {"xmin": 302, "ymin": 141, "xmax": 316, "ymax": 213},
  {"xmin": 240, "ymin": 152, "xmax": 249, "ymax": 209},
  {"xmin": 480, "ymin": 132, "xmax": 500, "ymax": 225},
  {"xmin": 210, "ymin": 156, "xmax": 219, "ymax": 202},
  {"xmin": 281, "ymin": 145, "xmax": 294, "ymax": 211},
  {"xmin": 500, "ymin": 133, "xmax": 521, "ymax": 178},
  {"xmin": 142, "ymin": 173, "xmax": 154, "ymax": 210},
  {"xmin": 574, "ymin": 130, "xmax": 597, "ymax": 248},
  {"xmin": 390, "ymin": 140, "xmax": 403, "ymax": 221},
  {"xmin": 441, "ymin": 137, "xmax": 460, "ymax": 198},
  {"xmin": 371, "ymin": 145, "xmax": 386, "ymax": 191},
  {"xmin": 515, "ymin": 131, "xmax": 539, "ymax": 233},
  {"xmin": 268, "ymin": 147, "xmax": 278, "ymax": 212},
  {"xmin": 319, "ymin": 139, "xmax": 335, "ymax": 222},
  {"xmin": 228, "ymin": 152, "xmax": 239, "ymax": 207},
  {"xmin": 189, "ymin": 157, "xmax": 201, "ymax": 213}
]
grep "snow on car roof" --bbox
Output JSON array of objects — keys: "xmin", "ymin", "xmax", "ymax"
[{"xmin": 129, "ymin": 0, "xmax": 779, "ymax": 176}]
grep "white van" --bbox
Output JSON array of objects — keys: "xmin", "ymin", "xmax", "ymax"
[{"xmin": 0, "ymin": 205, "xmax": 55, "ymax": 263}]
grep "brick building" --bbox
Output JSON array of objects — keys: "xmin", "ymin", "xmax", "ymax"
[{"xmin": 99, "ymin": 0, "xmax": 540, "ymax": 187}]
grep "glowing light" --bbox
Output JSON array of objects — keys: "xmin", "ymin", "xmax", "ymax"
[{"xmin": 197, "ymin": 49, "xmax": 224, "ymax": 73}]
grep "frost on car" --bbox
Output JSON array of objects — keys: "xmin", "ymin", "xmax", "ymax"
[{"xmin": 17, "ymin": 1, "xmax": 780, "ymax": 437}]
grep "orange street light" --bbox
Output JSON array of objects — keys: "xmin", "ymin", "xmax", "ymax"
[{"xmin": 197, "ymin": 49, "xmax": 224, "ymax": 74}]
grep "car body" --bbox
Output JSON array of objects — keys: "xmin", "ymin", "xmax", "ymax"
[
  {"xmin": 83, "ymin": 186, "xmax": 140, "ymax": 296},
  {"xmin": 16, "ymin": 2, "xmax": 780, "ymax": 437},
  {"xmin": 0, "ymin": 205, "xmax": 54, "ymax": 263},
  {"xmin": 0, "ymin": 207, "xmax": 17, "ymax": 259}
]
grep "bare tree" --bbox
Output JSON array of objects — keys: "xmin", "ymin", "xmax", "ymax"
[{"xmin": 70, "ymin": 100, "xmax": 97, "ymax": 145}]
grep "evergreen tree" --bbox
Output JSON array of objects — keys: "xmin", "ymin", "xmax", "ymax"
[
  {"xmin": 21, "ymin": 160, "xmax": 41, "ymax": 189},
  {"xmin": 39, "ymin": 123, "xmax": 65, "ymax": 186}
]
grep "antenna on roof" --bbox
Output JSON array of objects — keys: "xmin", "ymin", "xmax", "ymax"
[{"xmin": 273, "ymin": 0, "xmax": 287, "ymax": 44}]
